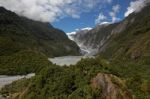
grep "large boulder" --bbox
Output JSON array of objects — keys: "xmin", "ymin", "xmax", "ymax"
[{"xmin": 91, "ymin": 73, "xmax": 133, "ymax": 99}]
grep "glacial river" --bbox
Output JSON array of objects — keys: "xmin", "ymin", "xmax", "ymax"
[
  {"xmin": 0, "ymin": 55, "xmax": 94, "ymax": 98},
  {"xmin": 0, "ymin": 73, "xmax": 35, "ymax": 89},
  {"xmin": 0, "ymin": 56, "xmax": 92, "ymax": 89},
  {"xmin": 0, "ymin": 56, "xmax": 92, "ymax": 88},
  {"xmin": 49, "ymin": 56, "xmax": 94, "ymax": 66},
  {"xmin": 0, "ymin": 73, "xmax": 35, "ymax": 99}
]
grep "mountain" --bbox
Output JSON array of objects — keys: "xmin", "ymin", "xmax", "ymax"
[
  {"xmin": 99, "ymin": 2, "xmax": 150, "ymax": 60},
  {"xmin": 0, "ymin": 7, "xmax": 80, "ymax": 75},
  {"xmin": 0, "ymin": 7, "xmax": 80, "ymax": 57},
  {"xmin": 70, "ymin": 3, "xmax": 150, "ymax": 57},
  {"xmin": 68, "ymin": 23, "xmax": 120, "ymax": 55},
  {"xmin": 68, "ymin": 27, "xmax": 93, "ymax": 55},
  {"xmin": 0, "ymin": 3, "xmax": 150, "ymax": 99}
]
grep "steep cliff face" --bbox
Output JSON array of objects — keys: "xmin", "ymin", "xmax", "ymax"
[
  {"xmin": 68, "ymin": 23, "xmax": 121, "ymax": 55},
  {"xmin": 68, "ymin": 28, "xmax": 94, "ymax": 55}
]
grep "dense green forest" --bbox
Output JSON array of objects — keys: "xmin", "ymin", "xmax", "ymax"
[
  {"xmin": 0, "ymin": 2, "xmax": 150, "ymax": 99},
  {"xmin": 1, "ymin": 55, "xmax": 150, "ymax": 99},
  {"xmin": 0, "ymin": 4, "xmax": 150, "ymax": 99},
  {"xmin": 0, "ymin": 51, "xmax": 52, "ymax": 75}
]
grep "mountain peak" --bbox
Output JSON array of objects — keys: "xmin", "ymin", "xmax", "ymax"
[{"xmin": 0, "ymin": 7, "xmax": 7, "ymax": 13}]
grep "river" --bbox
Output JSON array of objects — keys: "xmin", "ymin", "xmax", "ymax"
[
  {"xmin": 0, "ymin": 73, "xmax": 35, "ymax": 89},
  {"xmin": 0, "ymin": 73, "xmax": 35, "ymax": 99},
  {"xmin": 48, "ymin": 56, "xmax": 94, "ymax": 66},
  {"xmin": 0, "ymin": 55, "xmax": 94, "ymax": 98},
  {"xmin": 0, "ymin": 56, "xmax": 91, "ymax": 89}
]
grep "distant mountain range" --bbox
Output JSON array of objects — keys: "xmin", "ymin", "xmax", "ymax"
[
  {"xmin": 0, "ymin": 2, "xmax": 150, "ymax": 99},
  {"xmin": 68, "ymin": 2, "xmax": 150, "ymax": 58}
]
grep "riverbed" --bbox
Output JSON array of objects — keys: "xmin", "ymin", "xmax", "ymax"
[
  {"xmin": 0, "ymin": 73, "xmax": 35, "ymax": 98},
  {"xmin": 0, "ymin": 55, "xmax": 94, "ymax": 98},
  {"xmin": 0, "ymin": 73, "xmax": 35, "ymax": 89},
  {"xmin": 48, "ymin": 56, "xmax": 94, "ymax": 66}
]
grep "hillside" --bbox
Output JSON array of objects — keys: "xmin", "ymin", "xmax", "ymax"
[
  {"xmin": 99, "ymin": 4, "xmax": 150, "ymax": 61},
  {"xmin": 69, "ymin": 3, "xmax": 150, "ymax": 57},
  {"xmin": 1, "ymin": 3, "xmax": 150, "ymax": 99},
  {"xmin": 68, "ymin": 22, "xmax": 120, "ymax": 55},
  {"xmin": 0, "ymin": 7, "xmax": 80, "ymax": 75},
  {"xmin": 0, "ymin": 7, "xmax": 80, "ymax": 57}
]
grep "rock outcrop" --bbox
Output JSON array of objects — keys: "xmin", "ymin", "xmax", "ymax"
[{"xmin": 91, "ymin": 73, "xmax": 133, "ymax": 99}]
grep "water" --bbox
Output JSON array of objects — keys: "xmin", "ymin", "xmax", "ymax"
[
  {"xmin": 0, "ymin": 54, "xmax": 94, "ymax": 98},
  {"xmin": 0, "ymin": 73, "xmax": 35, "ymax": 99},
  {"xmin": 0, "ymin": 73, "xmax": 35, "ymax": 89},
  {"xmin": 49, "ymin": 56, "xmax": 94, "ymax": 66}
]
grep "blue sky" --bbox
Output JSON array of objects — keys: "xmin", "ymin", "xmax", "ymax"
[
  {"xmin": 52, "ymin": 0, "xmax": 132, "ymax": 33},
  {"xmin": 1, "ymin": 0, "xmax": 148, "ymax": 33}
]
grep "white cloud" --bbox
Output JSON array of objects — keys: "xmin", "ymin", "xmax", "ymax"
[
  {"xmin": 95, "ymin": 13, "xmax": 107, "ymax": 24},
  {"xmin": 75, "ymin": 27, "xmax": 92, "ymax": 32},
  {"xmin": 99, "ymin": 21, "xmax": 110, "ymax": 25},
  {"xmin": 95, "ymin": 4, "xmax": 120, "ymax": 24},
  {"xmin": 81, "ymin": 27, "xmax": 93, "ymax": 31},
  {"xmin": 124, "ymin": 0, "xmax": 150, "ymax": 17},
  {"xmin": 0, "ymin": 0, "xmax": 112, "ymax": 22},
  {"xmin": 112, "ymin": 4, "xmax": 120, "ymax": 13},
  {"xmin": 109, "ymin": 4, "xmax": 120, "ymax": 22},
  {"xmin": 67, "ymin": 27, "xmax": 92, "ymax": 35},
  {"xmin": 67, "ymin": 27, "xmax": 92, "ymax": 40},
  {"xmin": 106, "ymin": 0, "xmax": 112, "ymax": 4}
]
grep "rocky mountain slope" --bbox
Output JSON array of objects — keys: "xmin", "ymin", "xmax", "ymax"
[
  {"xmin": 0, "ymin": 2, "xmax": 150, "ymax": 99},
  {"xmin": 99, "ymin": 2, "xmax": 150, "ymax": 60},
  {"xmin": 68, "ymin": 28, "xmax": 94, "ymax": 55},
  {"xmin": 69, "ymin": 2, "xmax": 150, "ymax": 56},
  {"xmin": 0, "ymin": 7, "xmax": 80, "ymax": 75},
  {"xmin": 68, "ymin": 23, "xmax": 119, "ymax": 55}
]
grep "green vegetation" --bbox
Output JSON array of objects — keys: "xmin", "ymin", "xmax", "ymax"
[
  {"xmin": 0, "ymin": 4, "xmax": 150, "ymax": 99},
  {"xmin": 0, "ymin": 7, "xmax": 80, "ymax": 75},
  {"xmin": 0, "ymin": 58, "xmax": 112, "ymax": 99},
  {"xmin": 0, "ymin": 51, "xmax": 52, "ymax": 75},
  {"xmin": 0, "ymin": 7, "xmax": 80, "ymax": 57},
  {"xmin": 99, "ymin": 4, "xmax": 150, "ymax": 60},
  {"xmin": 1, "ymin": 55, "xmax": 150, "ymax": 99}
]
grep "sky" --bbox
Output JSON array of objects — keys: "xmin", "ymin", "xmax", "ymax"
[
  {"xmin": 0, "ymin": 0, "xmax": 149, "ymax": 33},
  {"xmin": 52, "ymin": 0, "xmax": 131, "ymax": 33}
]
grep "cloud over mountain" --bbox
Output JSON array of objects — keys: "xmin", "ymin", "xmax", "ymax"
[
  {"xmin": 124, "ymin": 0, "xmax": 150, "ymax": 17},
  {"xmin": 95, "ymin": 13, "xmax": 107, "ymax": 24},
  {"xmin": 109, "ymin": 4, "xmax": 121, "ymax": 22},
  {"xmin": 0, "ymin": 0, "xmax": 112, "ymax": 22}
]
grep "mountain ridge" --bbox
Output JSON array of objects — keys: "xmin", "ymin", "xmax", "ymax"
[
  {"xmin": 0, "ymin": 7, "xmax": 80, "ymax": 75},
  {"xmin": 69, "ymin": 3, "xmax": 150, "ymax": 56},
  {"xmin": 0, "ymin": 3, "xmax": 150, "ymax": 99}
]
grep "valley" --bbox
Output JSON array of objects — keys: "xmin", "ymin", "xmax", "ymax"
[
  {"xmin": 49, "ymin": 56, "xmax": 94, "ymax": 66},
  {"xmin": 0, "ymin": 1, "xmax": 150, "ymax": 99}
]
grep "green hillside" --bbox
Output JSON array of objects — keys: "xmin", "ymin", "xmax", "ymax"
[
  {"xmin": 99, "ymin": 4, "xmax": 150, "ymax": 61},
  {"xmin": 0, "ymin": 7, "xmax": 80, "ymax": 57},
  {"xmin": 0, "ymin": 3, "xmax": 150, "ymax": 99},
  {"xmin": 0, "ymin": 7, "xmax": 80, "ymax": 75}
]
